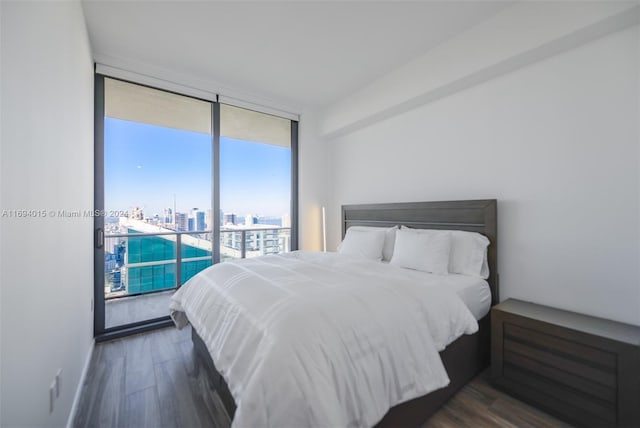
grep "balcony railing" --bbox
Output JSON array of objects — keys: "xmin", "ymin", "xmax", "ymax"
[
  {"xmin": 104, "ymin": 227, "xmax": 291, "ymax": 300},
  {"xmin": 219, "ymin": 226, "xmax": 291, "ymax": 261}
]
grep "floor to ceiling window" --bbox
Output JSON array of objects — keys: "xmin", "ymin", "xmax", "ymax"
[
  {"xmin": 94, "ymin": 75, "xmax": 298, "ymax": 340},
  {"xmin": 219, "ymin": 104, "xmax": 293, "ymax": 261}
]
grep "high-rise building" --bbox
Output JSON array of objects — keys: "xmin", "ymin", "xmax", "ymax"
[
  {"xmin": 175, "ymin": 212, "xmax": 188, "ymax": 232},
  {"xmin": 219, "ymin": 224, "xmax": 291, "ymax": 260},
  {"xmin": 188, "ymin": 208, "xmax": 206, "ymax": 231},
  {"xmin": 164, "ymin": 207, "xmax": 173, "ymax": 225},
  {"xmin": 195, "ymin": 210, "xmax": 205, "ymax": 231},
  {"xmin": 116, "ymin": 218, "xmax": 213, "ymax": 296},
  {"xmin": 223, "ymin": 212, "xmax": 236, "ymax": 225},
  {"xmin": 130, "ymin": 206, "xmax": 144, "ymax": 220},
  {"xmin": 245, "ymin": 214, "xmax": 257, "ymax": 226},
  {"xmin": 205, "ymin": 209, "xmax": 213, "ymax": 231},
  {"xmin": 188, "ymin": 217, "xmax": 195, "ymax": 231},
  {"xmin": 115, "ymin": 241, "xmax": 126, "ymax": 266}
]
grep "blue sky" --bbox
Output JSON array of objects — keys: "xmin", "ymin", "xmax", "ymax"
[{"xmin": 105, "ymin": 118, "xmax": 291, "ymax": 218}]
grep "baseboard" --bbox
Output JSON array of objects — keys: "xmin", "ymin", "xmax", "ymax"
[{"xmin": 66, "ymin": 339, "xmax": 95, "ymax": 428}]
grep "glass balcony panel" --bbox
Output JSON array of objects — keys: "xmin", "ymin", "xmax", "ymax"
[
  {"xmin": 180, "ymin": 232, "xmax": 213, "ymax": 285},
  {"xmin": 104, "ymin": 227, "xmax": 288, "ymax": 329},
  {"xmin": 104, "ymin": 233, "xmax": 178, "ymax": 328},
  {"xmin": 219, "ymin": 227, "xmax": 291, "ymax": 262},
  {"xmin": 220, "ymin": 230, "xmax": 243, "ymax": 261}
]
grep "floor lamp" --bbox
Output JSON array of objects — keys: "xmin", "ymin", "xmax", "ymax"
[{"xmin": 322, "ymin": 206, "xmax": 327, "ymax": 252}]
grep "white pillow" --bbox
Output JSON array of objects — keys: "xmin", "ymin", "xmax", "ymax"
[
  {"xmin": 347, "ymin": 225, "xmax": 398, "ymax": 261},
  {"xmin": 338, "ymin": 228, "xmax": 386, "ymax": 261},
  {"xmin": 400, "ymin": 226, "xmax": 490, "ymax": 278},
  {"xmin": 449, "ymin": 230, "xmax": 490, "ymax": 279},
  {"xmin": 390, "ymin": 228, "xmax": 451, "ymax": 275}
]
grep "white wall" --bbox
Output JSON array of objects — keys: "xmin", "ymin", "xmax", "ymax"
[
  {"xmin": 298, "ymin": 110, "xmax": 328, "ymax": 251},
  {"xmin": 326, "ymin": 25, "xmax": 639, "ymax": 326},
  {"xmin": 0, "ymin": 2, "xmax": 95, "ymax": 426},
  {"xmin": 321, "ymin": 2, "xmax": 639, "ymax": 138}
]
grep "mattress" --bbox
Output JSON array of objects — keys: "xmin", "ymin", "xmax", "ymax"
[
  {"xmin": 445, "ymin": 276, "xmax": 492, "ymax": 320},
  {"xmin": 396, "ymin": 271, "xmax": 491, "ymax": 320},
  {"xmin": 379, "ymin": 260, "xmax": 491, "ymax": 320}
]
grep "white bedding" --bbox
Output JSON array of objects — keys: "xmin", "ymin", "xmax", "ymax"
[
  {"xmin": 170, "ymin": 251, "xmax": 478, "ymax": 428},
  {"xmin": 385, "ymin": 266, "xmax": 492, "ymax": 320},
  {"xmin": 446, "ymin": 276, "xmax": 492, "ymax": 320}
]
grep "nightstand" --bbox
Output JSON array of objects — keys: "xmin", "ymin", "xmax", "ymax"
[{"xmin": 491, "ymin": 299, "xmax": 640, "ymax": 428}]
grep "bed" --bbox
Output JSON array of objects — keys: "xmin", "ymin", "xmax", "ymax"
[{"xmin": 172, "ymin": 199, "xmax": 498, "ymax": 427}]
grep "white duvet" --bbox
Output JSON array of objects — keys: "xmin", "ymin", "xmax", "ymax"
[{"xmin": 170, "ymin": 251, "xmax": 478, "ymax": 428}]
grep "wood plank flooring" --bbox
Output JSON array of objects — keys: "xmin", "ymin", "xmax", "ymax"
[
  {"xmin": 73, "ymin": 325, "xmax": 230, "ymax": 428},
  {"xmin": 423, "ymin": 373, "xmax": 571, "ymax": 428},
  {"xmin": 74, "ymin": 326, "xmax": 571, "ymax": 428}
]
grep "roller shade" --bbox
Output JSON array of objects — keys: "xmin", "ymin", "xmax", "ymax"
[
  {"xmin": 97, "ymin": 63, "xmax": 300, "ymax": 123},
  {"xmin": 104, "ymin": 77, "xmax": 212, "ymax": 134},
  {"xmin": 220, "ymin": 104, "xmax": 291, "ymax": 148}
]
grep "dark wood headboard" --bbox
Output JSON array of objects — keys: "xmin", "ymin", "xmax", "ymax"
[{"xmin": 341, "ymin": 199, "xmax": 498, "ymax": 305}]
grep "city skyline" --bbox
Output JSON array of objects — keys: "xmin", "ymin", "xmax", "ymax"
[
  {"xmin": 114, "ymin": 206, "xmax": 288, "ymax": 230},
  {"xmin": 104, "ymin": 118, "xmax": 291, "ymax": 218}
]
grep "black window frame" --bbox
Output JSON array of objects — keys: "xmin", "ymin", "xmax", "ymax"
[{"xmin": 93, "ymin": 72, "xmax": 299, "ymax": 341}]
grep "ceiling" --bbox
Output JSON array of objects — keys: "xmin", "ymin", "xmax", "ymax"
[{"xmin": 82, "ymin": 1, "xmax": 513, "ymax": 112}]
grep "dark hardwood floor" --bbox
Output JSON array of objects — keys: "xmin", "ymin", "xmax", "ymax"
[
  {"xmin": 74, "ymin": 326, "xmax": 570, "ymax": 428},
  {"xmin": 73, "ymin": 325, "xmax": 230, "ymax": 428},
  {"xmin": 423, "ymin": 372, "xmax": 571, "ymax": 428}
]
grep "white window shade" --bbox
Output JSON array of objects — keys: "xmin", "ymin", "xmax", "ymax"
[
  {"xmin": 97, "ymin": 63, "xmax": 299, "ymax": 124},
  {"xmin": 220, "ymin": 103, "xmax": 291, "ymax": 148},
  {"xmin": 104, "ymin": 77, "xmax": 212, "ymax": 135}
]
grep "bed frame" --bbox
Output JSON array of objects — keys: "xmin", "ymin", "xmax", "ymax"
[{"xmin": 192, "ymin": 199, "xmax": 498, "ymax": 426}]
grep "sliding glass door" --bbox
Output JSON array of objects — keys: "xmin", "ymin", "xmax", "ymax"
[
  {"xmin": 95, "ymin": 76, "xmax": 213, "ymax": 336},
  {"xmin": 94, "ymin": 75, "xmax": 298, "ymax": 340}
]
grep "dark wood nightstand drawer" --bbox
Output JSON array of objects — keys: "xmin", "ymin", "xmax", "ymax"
[
  {"xmin": 502, "ymin": 364, "xmax": 616, "ymax": 425},
  {"xmin": 503, "ymin": 326, "xmax": 617, "ymax": 388},
  {"xmin": 504, "ymin": 323, "xmax": 617, "ymax": 368},
  {"xmin": 491, "ymin": 299, "xmax": 640, "ymax": 428},
  {"xmin": 503, "ymin": 348, "xmax": 616, "ymax": 402}
]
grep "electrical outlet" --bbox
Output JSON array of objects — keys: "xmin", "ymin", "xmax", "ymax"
[
  {"xmin": 55, "ymin": 369, "xmax": 62, "ymax": 397},
  {"xmin": 49, "ymin": 381, "xmax": 56, "ymax": 413}
]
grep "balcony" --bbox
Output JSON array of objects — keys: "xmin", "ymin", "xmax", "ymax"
[{"xmin": 103, "ymin": 226, "xmax": 291, "ymax": 328}]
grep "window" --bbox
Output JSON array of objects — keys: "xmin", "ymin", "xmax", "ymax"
[
  {"xmin": 220, "ymin": 104, "xmax": 293, "ymax": 261},
  {"xmin": 94, "ymin": 76, "xmax": 298, "ymax": 340}
]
